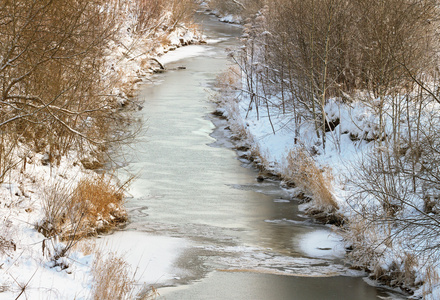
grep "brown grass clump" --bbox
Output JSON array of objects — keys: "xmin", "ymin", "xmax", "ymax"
[
  {"xmin": 38, "ymin": 175, "xmax": 127, "ymax": 240},
  {"xmin": 91, "ymin": 249, "xmax": 159, "ymax": 300},
  {"xmin": 71, "ymin": 175, "xmax": 127, "ymax": 234},
  {"xmin": 284, "ymin": 147, "xmax": 338, "ymax": 211},
  {"xmin": 91, "ymin": 251, "xmax": 135, "ymax": 300},
  {"xmin": 423, "ymin": 266, "xmax": 440, "ymax": 298},
  {"xmin": 216, "ymin": 65, "xmax": 241, "ymax": 90}
]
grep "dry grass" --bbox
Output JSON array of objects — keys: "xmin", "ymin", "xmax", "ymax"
[
  {"xmin": 38, "ymin": 174, "xmax": 127, "ymax": 240},
  {"xmin": 71, "ymin": 175, "xmax": 127, "ymax": 234},
  {"xmin": 168, "ymin": 0, "xmax": 195, "ymax": 28},
  {"xmin": 216, "ymin": 65, "xmax": 241, "ymax": 90},
  {"xmin": 0, "ymin": 134, "xmax": 19, "ymax": 184},
  {"xmin": 423, "ymin": 266, "xmax": 440, "ymax": 298},
  {"xmin": 90, "ymin": 249, "xmax": 160, "ymax": 300},
  {"xmin": 91, "ymin": 251, "xmax": 135, "ymax": 300},
  {"xmin": 344, "ymin": 217, "xmax": 380, "ymax": 267},
  {"xmin": 210, "ymin": 0, "xmax": 263, "ymax": 18},
  {"xmin": 343, "ymin": 216, "xmax": 422, "ymax": 290},
  {"xmin": 40, "ymin": 179, "xmax": 77, "ymax": 238},
  {"xmin": 284, "ymin": 147, "xmax": 338, "ymax": 211},
  {"xmin": 0, "ymin": 218, "xmax": 16, "ymax": 257}
]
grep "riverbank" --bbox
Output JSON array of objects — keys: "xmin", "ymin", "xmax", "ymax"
[
  {"xmin": 212, "ymin": 62, "xmax": 437, "ymax": 299},
  {"xmin": 0, "ymin": 4, "xmax": 204, "ymax": 299}
]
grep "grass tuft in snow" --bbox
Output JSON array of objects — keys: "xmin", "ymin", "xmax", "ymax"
[
  {"xmin": 38, "ymin": 174, "xmax": 127, "ymax": 242},
  {"xmin": 284, "ymin": 147, "xmax": 338, "ymax": 212},
  {"xmin": 91, "ymin": 249, "xmax": 159, "ymax": 300},
  {"xmin": 91, "ymin": 251, "xmax": 135, "ymax": 300}
]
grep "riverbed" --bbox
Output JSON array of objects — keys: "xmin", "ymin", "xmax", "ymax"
[{"xmin": 101, "ymin": 12, "xmax": 406, "ymax": 300}]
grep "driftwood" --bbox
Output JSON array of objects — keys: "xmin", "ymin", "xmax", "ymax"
[{"xmin": 151, "ymin": 57, "xmax": 165, "ymax": 70}]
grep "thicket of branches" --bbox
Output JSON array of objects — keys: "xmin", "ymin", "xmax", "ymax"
[
  {"xmin": 0, "ymin": 0, "xmax": 195, "ymax": 182},
  {"xmin": 0, "ymin": 0, "xmax": 116, "ymax": 176},
  {"xmin": 232, "ymin": 0, "xmax": 438, "ymax": 145}
]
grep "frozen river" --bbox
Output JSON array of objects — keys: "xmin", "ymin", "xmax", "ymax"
[{"xmin": 102, "ymin": 12, "xmax": 405, "ymax": 300}]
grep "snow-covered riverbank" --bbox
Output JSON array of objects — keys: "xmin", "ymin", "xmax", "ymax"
[
  {"xmin": 0, "ymin": 7, "xmax": 205, "ymax": 299},
  {"xmin": 213, "ymin": 62, "xmax": 440, "ymax": 298}
]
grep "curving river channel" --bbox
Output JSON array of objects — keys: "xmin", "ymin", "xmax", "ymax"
[{"xmin": 103, "ymin": 13, "xmax": 407, "ymax": 300}]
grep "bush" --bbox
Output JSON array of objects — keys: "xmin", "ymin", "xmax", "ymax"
[
  {"xmin": 209, "ymin": 0, "xmax": 263, "ymax": 18},
  {"xmin": 71, "ymin": 175, "xmax": 127, "ymax": 232}
]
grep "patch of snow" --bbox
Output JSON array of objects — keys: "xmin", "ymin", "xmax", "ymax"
[
  {"xmin": 219, "ymin": 15, "xmax": 242, "ymax": 24},
  {"xmin": 95, "ymin": 232, "xmax": 189, "ymax": 286},
  {"xmin": 298, "ymin": 229, "xmax": 346, "ymax": 259}
]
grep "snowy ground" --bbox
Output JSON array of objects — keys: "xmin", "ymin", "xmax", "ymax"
[
  {"xmin": 95, "ymin": 232, "xmax": 189, "ymax": 287},
  {"xmin": 0, "ymin": 153, "xmax": 99, "ymax": 299}
]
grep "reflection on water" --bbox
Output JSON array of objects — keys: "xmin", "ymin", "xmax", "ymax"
[{"xmin": 115, "ymin": 12, "xmax": 407, "ymax": 300}]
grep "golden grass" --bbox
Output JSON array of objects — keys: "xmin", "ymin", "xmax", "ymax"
[
  {"xmin": 39, "ymin": 174, "xmax": 127, "ymax": 240},
  {"xmin": 216, "ymin": 65, "xmax": 241, "ymax": 89},
  {"xmin": 90, "ymin": 246, "xmax": 159, "ymax": 300},
  {"xmin": 72, "ymin": 176, "xmax": 123, "ymax": 220},
  {"xmin": 91, "ymin": 251, "xmax": 135, "ymax": 300},
  {"xmin": 284, "ymin": 147, "xmax": 338, "ymax": 211}
]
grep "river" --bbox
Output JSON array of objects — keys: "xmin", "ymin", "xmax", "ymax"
[{"xmin": 102, "ymin": 12, "xmax": 406, "ymax": 300}]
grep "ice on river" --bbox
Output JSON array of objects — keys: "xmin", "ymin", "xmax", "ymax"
[
  {"xmin": 159, "ymin": 45, "xmax": 207, "ymax": 65},
  {"xmin": 96, "ymin": 231, "xmax": 189, "ymax": 286}
]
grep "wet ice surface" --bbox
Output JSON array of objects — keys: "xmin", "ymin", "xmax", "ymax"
[{"xmin": 113, "ymin": 188, "xmax": 361, "ymax": 288}]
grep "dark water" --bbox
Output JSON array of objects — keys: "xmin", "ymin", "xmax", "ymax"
[{"xmin": 114, "ymin": 13, "xmax": 407, "ymax": 300}]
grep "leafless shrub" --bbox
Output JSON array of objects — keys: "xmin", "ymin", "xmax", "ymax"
[
  {"xmin": 0, "ymin": 0, "xmax": 120, "ymax": 167},
  {"xmin": 215, "ymin": 65, "xmax": 241, "ymax": 90},
  {"xmin": 167, "ymin": 0, "xmax": 196, "ymax": 30},
  {"xmin": 210, "ymin": 0, "xmax": 263, "ymax": 18},
  {"xmin": 132, "ymin": 0, "xmax": 165, "ymax": 34},
  {"xmin": 0, "ymin": 0, "xmax": 196, "ymax": 181},
  {"xmin": 345, "ymin": 133, "xmax": 440, "ymax": 288},
  {"xmin": 0, "ymin": 133, "xmax": 20, "ymax": 184},
  {"xmin": 231, "ymin": 0, "xmax": 439, "ymax": 149}
]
